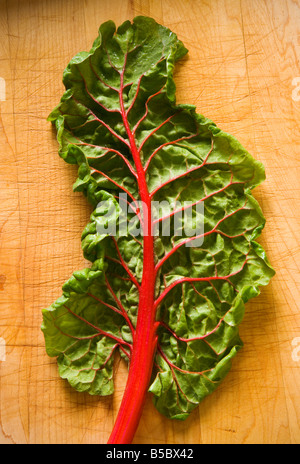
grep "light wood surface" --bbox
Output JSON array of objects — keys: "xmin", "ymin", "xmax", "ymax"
[{"xmin": 0, "ymin": 0, "xmax": 299, "ymax": 444}]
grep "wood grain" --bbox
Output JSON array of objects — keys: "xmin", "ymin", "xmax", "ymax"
[{"xmin": 0, "ymin": 0, "xmax": 299, "ymax": 444}]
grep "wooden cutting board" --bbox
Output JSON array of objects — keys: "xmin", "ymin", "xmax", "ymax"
[{"xmin": 0, "ymin": 0, "xmax": 299, "ymax": 444}]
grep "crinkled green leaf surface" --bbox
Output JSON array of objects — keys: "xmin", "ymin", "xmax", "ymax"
[{"xmin": 42, "ymin": 16, "xmax": 275, "ymax": 420}]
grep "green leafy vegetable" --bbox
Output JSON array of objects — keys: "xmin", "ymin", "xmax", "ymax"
[{"xmin": 42, "ymin": 16, "xmax": 275, "ymax": 443}]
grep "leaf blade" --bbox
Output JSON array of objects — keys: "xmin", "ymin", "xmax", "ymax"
[{"xmin": 43, "ymin": 16, "xmax": 275, "ymax": 422}]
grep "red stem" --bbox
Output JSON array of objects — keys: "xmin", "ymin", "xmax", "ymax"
[{"xmin": 107, "ymin": 54, "xmax": 158, "ymax": 444}]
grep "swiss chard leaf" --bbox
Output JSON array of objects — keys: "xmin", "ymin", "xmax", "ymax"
[{"xmin": 42, "ymin": 16, "xmax": 274, "ymax": 438}]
